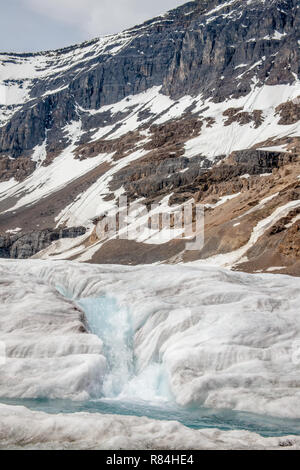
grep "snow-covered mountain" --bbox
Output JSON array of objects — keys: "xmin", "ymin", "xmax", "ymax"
[
  {"xmin": 1, "ymin": 2, "xmax": 300, "ymax": 450},
  {"xmin": 0, "ymin": 0, "xmax": 299, "ymax": 275}
]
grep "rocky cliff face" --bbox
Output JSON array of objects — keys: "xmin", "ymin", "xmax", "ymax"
[
  {"xmin": 0, "ymin": 227, "xmax": 86, "ymax": 259},
  {"xmin": 0, "ymin": 0, "xmax": 299, "ymax": 275},
  {"xmin": 0, "ymin": 0, "xmax": 299, "ymax": 161}
]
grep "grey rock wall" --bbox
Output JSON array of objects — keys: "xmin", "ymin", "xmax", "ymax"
[
  {"xmin": 0, "ymin": 226, "xmax": 86, "ymax": 259},
  {"xmin": 0, "ymin": 0, "xmax": 298, "ymax": 161}
]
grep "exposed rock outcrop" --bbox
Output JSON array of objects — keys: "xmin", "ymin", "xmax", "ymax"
[
  {"xmin": 0, "ymin": 0, "xmax": 299, "ymax": 275},
  {"xmin": 0, "ymin": 0, "xmax": 299, "ymax": 166},
  {"xmin": 0, "ymin": 227, "xmax": 86, "ymax": 259}
]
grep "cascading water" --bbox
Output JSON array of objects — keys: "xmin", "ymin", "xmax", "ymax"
[
  {"xmin": 77, "ymin": 296, "xmax": 171, "ymax": 403},
  {"xmin": 78, "ymin": 297, "xmax": 134, "ymax": 397}
]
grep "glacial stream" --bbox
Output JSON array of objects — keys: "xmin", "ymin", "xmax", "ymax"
[{"xmin": 3, "ymin": 293, "xmax": 300, "ymax": 438}]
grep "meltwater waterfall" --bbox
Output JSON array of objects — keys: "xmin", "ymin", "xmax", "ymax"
[{"xmin": 77, "ymin": 297, "xmax": 171, "ymax": 402}]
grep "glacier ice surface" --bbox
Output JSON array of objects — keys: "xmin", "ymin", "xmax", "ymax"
[
  {"xmin": 0, "ymin": 259, "xmax": 300, "ymax": 419},
  {"xmin": 1, "ymin": 403, "xmax": 299, "ymax": 450}
]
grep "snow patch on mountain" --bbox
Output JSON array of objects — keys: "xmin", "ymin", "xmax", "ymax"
[
  {"xmin": 192, "ymin": 199, "xmax": 300, "ymax": 269},
  {"xmin": 0, "ymin": 122, "xmax": 114, "ymax": 212},
  {"xmin": 185, "ymin": 82, "xmax": 300, "ymax": 159},
  {"xmin": 55, "ymin": 147, "xmax": 147, "ymax": 227},
  {"xmin": 31, "ymin": 140, "xmax": 47, "ymax": 168}
]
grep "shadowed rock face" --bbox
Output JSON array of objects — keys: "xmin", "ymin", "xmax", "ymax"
[
  {"xmin": 0, "ymin": 227, "xmax": 86, "ymax": 259},
  {"xmin": 0, "ymin": 0, "xmax": 299, "ymax": 161}
]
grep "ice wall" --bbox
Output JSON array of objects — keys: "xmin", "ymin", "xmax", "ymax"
[{"xmin": 1, "ymin": 260, "xmax": 300, "ymax": 418}]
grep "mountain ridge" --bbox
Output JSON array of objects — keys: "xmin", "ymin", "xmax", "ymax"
[{"xmin": 0, "ymin": 0, "xmax": 299, "ymax": 276}]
